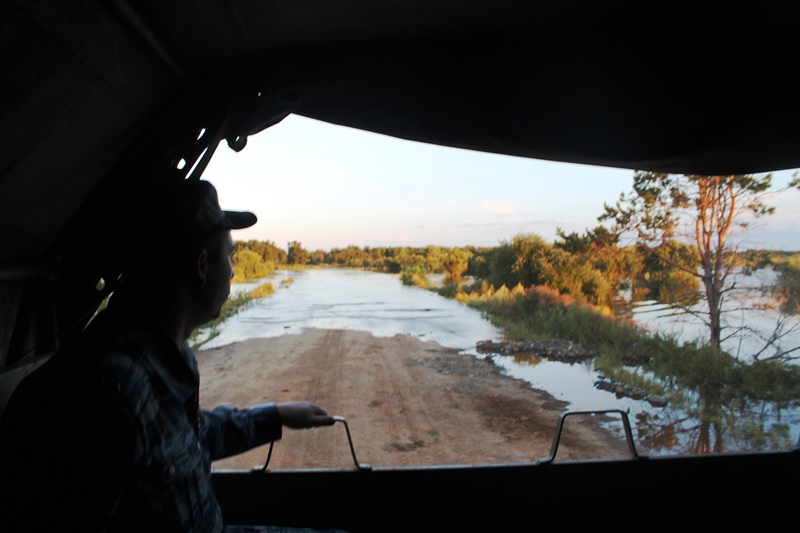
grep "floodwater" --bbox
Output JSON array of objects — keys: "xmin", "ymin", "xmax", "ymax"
[
  {"xmin": 205, "ymin": 269, "xmax": 629, "ymax": 412},
  {"xmin": 208, "ymin": 268, "xmax": 501, "ymax": 353},
  {"xmin": 203, "ymin": 268, "xmax": 800, "ymax": 455},
  {"xmin": 628, "ymin": 268, "xmax": 800, "ymax": 361}
]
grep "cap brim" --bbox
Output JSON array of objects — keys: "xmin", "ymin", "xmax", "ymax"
[{"xmin": 221, "ymin": 210, "xmax": 257, "ymax": 230}]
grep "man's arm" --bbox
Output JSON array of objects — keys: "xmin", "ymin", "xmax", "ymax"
[
  {"xmin": 276, "ymin": 401, "xmax": 336, "ymax": 429},
  {"xmin": 201, "ymin": 401, "xmax": 334, "ymax": 461}
]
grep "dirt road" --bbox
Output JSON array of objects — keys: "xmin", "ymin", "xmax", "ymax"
[{"xmin": 197, "ymin": 329, "xmax": 629, "ymax": 470}]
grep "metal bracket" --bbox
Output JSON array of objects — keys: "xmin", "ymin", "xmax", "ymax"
[
  {"xmin": 258, "ymin": 415, "xmax": 372, "ymax": 472},
  {"xmin": 538, "ymin": 409, "xmax": 643, "ymax": 464}
]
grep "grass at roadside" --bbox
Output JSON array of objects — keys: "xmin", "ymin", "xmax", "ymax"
[
  {"xmin": 247, "ymin": 282, "xmax": 275, "ymax": 298},
  {"xmin": 432, "ymin": 281, "xmax": 800, "ymax": 410},
  {"xmin": 190, "ymin": 281, "xmax": 276, "ymax": 349}
]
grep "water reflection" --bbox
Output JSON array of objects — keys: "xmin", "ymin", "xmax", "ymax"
[
  {"xmin": 209, "ymin": 269, "xmax": 800, "ymax": 456},
  {"xmin": 632, "ymin": 390, "xmax": 796, "ymax": 454},
  {"xmin": 617, "ymin": 269, "xmax": 800, "ymax": 454}
]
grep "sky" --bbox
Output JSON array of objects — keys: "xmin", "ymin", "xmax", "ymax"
[{"xmin": 203, "ymin": 114, "xmax": 800, "ymax": 252}]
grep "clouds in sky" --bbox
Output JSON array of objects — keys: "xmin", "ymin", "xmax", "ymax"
[{"xmin": 479, "ymin": 201, "xmax": 515, "ymax": 215}]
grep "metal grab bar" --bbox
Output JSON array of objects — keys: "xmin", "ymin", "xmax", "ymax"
[
  {"xmin": 258, "ymin": 415, "xmax": 372, "ymax": 472},
  {"xmin": 538, "ymin": 409, "xmax": 643, "ymax": 464}
]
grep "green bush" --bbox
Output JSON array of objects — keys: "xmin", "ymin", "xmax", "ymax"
[
  {"xmin": 400, "ymin": 265, "xmax": 431, "ymax": 287},
  {"xmin": 232, "ymin": 249, "xmax": 275, "ymax": 282}
]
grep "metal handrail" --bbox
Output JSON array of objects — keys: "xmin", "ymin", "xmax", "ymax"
[
  {"xmin": 258, "ymin": 415, "xmax": 372, "ymax": 472},
  {"xmin": 538, "ymin": 409, "xmax": 643, "ymax": 464}
]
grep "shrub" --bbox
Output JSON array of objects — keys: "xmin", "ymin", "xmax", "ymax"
[
  {"xmin": 232, "ymin": 249, "xmax": 275, "ymax": 282},
  {"xmin": 400, "ymin": 265, "xmax": 431, "ymax": 287},
  {"xmin": 248, "ymin": 282, "xmax": 275, "ymax": 299}
]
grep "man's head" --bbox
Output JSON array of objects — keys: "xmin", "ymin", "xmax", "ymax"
[
  {"xmin": 191, "ymin": 228, "xmax": 237, "ymax": 324},
  {"xmin": 131, "ymin": 179, "xmax": 256, "ymax": 247},
  {"xmin": 119, "ymin": 179, "xmax": 256, "ymax": 321}
]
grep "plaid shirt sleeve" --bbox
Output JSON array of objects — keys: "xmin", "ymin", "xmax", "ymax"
[{"xmin": 200, "ymin": 403, "xmax": 283, "ymax": 461}]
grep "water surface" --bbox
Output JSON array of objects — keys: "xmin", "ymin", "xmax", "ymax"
[
  {"xmin": 208, "ymin": 271, "xmax": 643, "ymax": 434},
  {"xmin": 205, "ymin": 269, "xmax": 800, "ymax": 455}
]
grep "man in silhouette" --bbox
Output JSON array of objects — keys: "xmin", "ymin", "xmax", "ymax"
[{"xmin": 0, "ymin": 179, "xmax": 339, "ymax": 532}]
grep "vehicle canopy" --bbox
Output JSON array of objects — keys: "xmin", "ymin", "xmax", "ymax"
[{"xmin": 1, "ymin": 1, "xmax": 799, "ymax": 529}]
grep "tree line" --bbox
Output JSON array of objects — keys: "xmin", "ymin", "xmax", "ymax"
[
  {"xmin": 234, "ymin": 233, "xmax": 798, "ymax": 311},
  {"xmin": 234, "ymin": 240, "xmax": 479, "ymax": 282},
  {"xmin": 234, "ymin": 234, "xmax": 793, "ymax": 304},
  {"xmin": 233, "ymin": 171, "xmax": 799, "ymax": 354}
]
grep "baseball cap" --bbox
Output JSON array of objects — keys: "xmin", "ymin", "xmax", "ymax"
[{"xmin": 127, "ymin": 179, "xmax": 257, "ymax": 248}]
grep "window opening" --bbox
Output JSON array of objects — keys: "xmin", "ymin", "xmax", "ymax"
[{"xmin": 191, "ymin": 114, "xmax": 800, "ymax": 469}]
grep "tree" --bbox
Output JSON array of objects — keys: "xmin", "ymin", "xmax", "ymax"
[
  {"xmin": 423, "ymin": 245, "xmax": 445, "ymax": 273},
  {"xmin": 556, "ymin": 224, "xmax": 644, "ymax": 302},
  {"xmin": 487, "ymin": 233, "xmax": 613, "ymax": 306},
  {"xmin": 287, "ymin": 241, "xmax": 309, "ymax": 265},
  {"xmin": 601, "ymin": 172, "xmax": 783, "ymax": 348},
  {"xmin": 235, "ymin": 239, "xmax": 287, "ymax": 265},
  {"xmin": 232, "ymin": 249, "xmax": 275, "ymax": 281},
  {"xmin": 441, "ymin": 248, "xmax": 473, "ymax": 283}
]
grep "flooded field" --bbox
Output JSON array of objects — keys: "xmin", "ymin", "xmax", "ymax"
[
  {"xmin": 203, "ymin": 268, "xmax": 800, "ymax": 456},
  {"xmin": 208, "ymin": 269, "xmax": 629, "ymax": 411}
]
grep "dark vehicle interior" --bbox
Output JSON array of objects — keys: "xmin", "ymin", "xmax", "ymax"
[{"xmin": 1, "ymin": 1, "xmax": 798, "ymax": 530}]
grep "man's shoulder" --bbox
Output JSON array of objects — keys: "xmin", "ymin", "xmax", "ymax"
[
  {"xmin": 0, "ymin": 319, "xmax": 150, "ymax": 460},
  {"xmin": 8, "ymin": 317, "xmax": 153, "ymax": 419},
  {"xmin": 85, "ymin": 319, "xmax": 175, "ymax": 422}
]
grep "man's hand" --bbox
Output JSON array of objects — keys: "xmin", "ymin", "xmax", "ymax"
[{"xmin": 276, "ymin": 401, "xmax": 336, "ymax": 429}]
